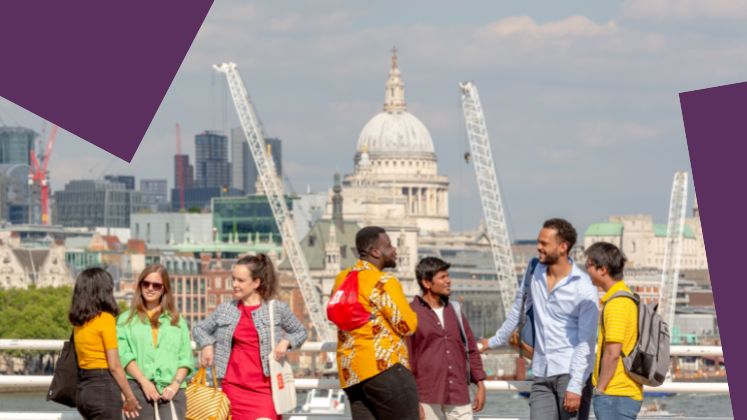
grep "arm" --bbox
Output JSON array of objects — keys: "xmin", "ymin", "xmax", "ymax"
[
  {"xmin": 485, "ymin": 274, "xmax": 529, "ymax": 349},
  {"xmin": 124, "ymin": 360, "xmax": 160, "ymax": 402},
  {"xmin": 278, "ymin": 301, "xmax": 308, "ymax": 349},
  {"xmin": 596, "ymin": 343, "xmax": 622, "ymax": 391},
  {"xmin": 193, "ymin": 305, "xmax": 222, "ymax": 367},
  {"xmin": 370, "ymin": 276, "xmax": 417, "ymax": 336},
  {"xmin": 567, "ymin": 288, "xmax": 599, "ymax": 395},
  {"xmin": 107, "ymin": 349, "xmax": 141, "ymax": 417},
  {"xmin": 116, "ymin": 315, "xmax": 160, "ymax": 402},
  {"xmin": 161, "ymin": 367, "xmax": 189, "ymax": 402},
  {"xmin": 463, "ymin": 316, "xmax": 486, "ymax": 412},
  {"xmin": 162, "ymin": 319, "xmax": 194, "ymax": 400}
]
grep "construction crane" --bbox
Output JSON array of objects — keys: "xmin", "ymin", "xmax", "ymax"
[
  {"xmin": 175, "ymin": 123, "xmax": 186, "ymax": 210},
  {"xmin": 459, "ymin": 82, "xmax": 517, "ymax": 319},
  {"xmin": 28, "ymin": 125, "xmax": 58, "ymax": 225},
  {"xmin": 658, "ymin": 171, "xmax": 689, "ymax": 329},
  {"xmin": 214, "ymin": 62, "xmax": 334, "ymax": 342}
]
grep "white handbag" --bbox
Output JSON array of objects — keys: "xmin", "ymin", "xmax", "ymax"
[
  {"xmin": 269, "ymin": 300, "xmax": 297, "ymax": 414},
  {"xmin": 153, "ymin": 399, "xmax": 179, "ymax": 420}
]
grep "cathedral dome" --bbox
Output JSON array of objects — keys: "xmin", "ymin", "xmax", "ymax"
[
  {"xmin": 357, "ymin": 111, "xmax": 434, "ymax": 156},
  {"xmin": 356, "ymin": 49, "xmax": 435, "ymax": 157}
]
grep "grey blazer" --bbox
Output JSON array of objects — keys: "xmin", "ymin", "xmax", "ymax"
[{"xmin": 192, "ymin": 299, "xmax": 307, "ymax": 378}]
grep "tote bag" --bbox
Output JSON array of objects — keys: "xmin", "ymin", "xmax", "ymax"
[
  {"xmin": 269, "ymin": 300, "xmax": 297, "ymax": 414},
  {"xmin": 46, "ymin": 331, "xmax": 79, "ymax": 407},
  {"xmin": 185, "ymin": 366, "xmax": 230, "ymax": 420}
]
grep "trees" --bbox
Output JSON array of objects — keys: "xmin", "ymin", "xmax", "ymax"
[{"xmin": 0, "ymin": 286, "xmax": 73, "ymax": 339}]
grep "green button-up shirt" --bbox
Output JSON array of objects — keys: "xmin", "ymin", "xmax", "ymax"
[{"xmin": 117, "ymin": 310, "xmax": 194, "ymax": 392}]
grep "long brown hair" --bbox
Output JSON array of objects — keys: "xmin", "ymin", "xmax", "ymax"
[
  {"xmin": 236, "ymin": 253, "xmax": 277, "ymax": 300},
  {"xmin": 127, "ymin": 264, "xmax": 179, "ymax": 327}
]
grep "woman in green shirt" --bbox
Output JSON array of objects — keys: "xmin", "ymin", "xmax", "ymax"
[{"xmin": 118, "ymin": 264, "xmax": 194, "ymax": 419}]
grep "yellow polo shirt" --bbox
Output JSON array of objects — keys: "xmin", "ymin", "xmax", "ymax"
[{"xmin": 592, "ymin": 281, "xmax": 643, "ymax": 400}]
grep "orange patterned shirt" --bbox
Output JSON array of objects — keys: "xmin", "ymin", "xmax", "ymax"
[{"xmin": 332, "ymin": 260, "xmax": 418, "ymax": 388}]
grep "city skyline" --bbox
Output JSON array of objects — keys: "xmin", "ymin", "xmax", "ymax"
[{"xmin": 1, "ymin": 1, "xmax": 743, "ymax": 238}]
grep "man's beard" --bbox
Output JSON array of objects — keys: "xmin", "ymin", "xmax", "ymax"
[{"xmin": 383, "ymin": 258, "xmax": 397, "ymax": 269}]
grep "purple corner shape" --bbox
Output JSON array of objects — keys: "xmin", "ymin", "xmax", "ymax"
[
  {"xmin": 0, "ymin": 1, "xmax": 214, "ymax": 162},
  {"xmin": 680, "ymin": 81, "xmax": 747, "ymax": 417}
]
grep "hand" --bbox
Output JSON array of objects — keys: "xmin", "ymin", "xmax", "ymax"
[
  {"xmin": 161, "ymin": 384, "xmax": 179, "ymax": 401},
  {"xmin": 138, "ymin": 378, "xmax": 160, "ymax": 402},
  {"xmin": 201, "ymin": 345, "xmax": 214, "ymax": 367},
  {"xmin": 563, "ymin": 390, "xmax": 581, "ymax": 413},
  {"xmin": 472, "ymin": 381, "xmax": 486, "ymax": 412},
  {"xmin": 477, "ymin": 339, "xmax": 490, "ymax": 353},
  {"xmin": 122, "ymin": 396, "xmax": 141, "ymax": 418},
  {"xmin": 419, "ymin": 403, "xmax": 425, "ymax": 420},
  {"xmin": 274, "ymin": 339, "xmax": 290, "ymax": 361}
]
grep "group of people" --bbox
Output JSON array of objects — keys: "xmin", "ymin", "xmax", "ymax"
[
  {"xmin": 68, "ymin": 255, "xmax": 307, "ymax": 420},
  {"xmin": 66, "ymin": 217, "xmax": 642, "ymax": 420},
  {"xmin": 333, "ymin": 221, "xmax": 642, "ymax": 420}
]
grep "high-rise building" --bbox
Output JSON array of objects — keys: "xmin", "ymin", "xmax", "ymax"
[
  {"xmin": 230, "ymin": 128, "xmax": 282, "ymax": 194},
  {"xmin": 0, "ymin": 127, "xmax": 37, "ymax": 165},
  {"xmin": 195, "ymin": 131, "xmax": 230, "ymax": 189},
  {"xmin": 140, "ymin": 179, "xmax": 169, "ymax": 211},
  {"xmin": 53, "ymin": 180, "xmax": 145, "ymax": 228},
  {"xmin": 104, "ymin": 175, "xmax": 135, "ymax": 190}
]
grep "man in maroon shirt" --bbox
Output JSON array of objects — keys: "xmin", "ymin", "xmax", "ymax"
[{"xmin": 407, "ymin": 257, "xmax": 487, "ymax": 420}]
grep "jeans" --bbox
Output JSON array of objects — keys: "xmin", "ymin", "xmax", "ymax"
[
  {"xmin": 76, "ymin": 369, "xmax": 123, "ymax": 420},
  {"xmin": 593, "ymin": 395, "xmax": 643, "ymax": 420},
  {"xmin": 343, "ymin": 363, "xmax": 420, "ymax": 420}
]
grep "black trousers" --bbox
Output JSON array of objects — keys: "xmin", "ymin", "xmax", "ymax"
[
  {"xmin": 76, "ymin": 369, "xmax": 123, "ymax": 420},
  {"xmin": 343, "ymin": 363, "xmax": 420, "ymax": 420}
]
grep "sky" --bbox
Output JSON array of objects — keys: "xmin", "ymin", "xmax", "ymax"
[{"xmin": 2, "ymin": 0, "xmax": 747, "ymax": 239}]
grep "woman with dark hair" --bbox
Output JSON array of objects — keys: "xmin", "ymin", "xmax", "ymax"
[
  {"xmin": 193, "ymin": 253, "xmax": 308, "ymax": 420},
  {"xmin": 69, "ymin": 267, "xmax": 141, "ymax": 419},
  {"xmin": 117, "ymin": 264, "xmax": 193, "ymax": 419}
]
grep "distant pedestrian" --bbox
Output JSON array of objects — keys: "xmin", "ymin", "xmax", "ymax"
[
  {"xmin": 329, "ymin": 226, "xmax": 420, "ymax": 420},
  {"xmin": 69, "ymin": 267, "xmax": 141, "ymax": 419},
  {"xmin": 585, "ymin": 242, "xmax": 643, "ymax": 420},
  {"xmin": 479, "ymin": 219, "xmax": 598, "ymax": 420},
  {"xmin": 408, "ymin": 257, "xmax": 486, "ymax": 420}
]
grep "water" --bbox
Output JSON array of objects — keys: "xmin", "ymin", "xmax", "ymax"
[{"xmin": 0, "ymin": 392, "xmax": 734, "ymax": 419}]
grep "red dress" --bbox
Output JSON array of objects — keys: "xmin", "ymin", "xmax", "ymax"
[{"xmin": 222, "ymin": 302, "xmax": 280, "ymax": 420}]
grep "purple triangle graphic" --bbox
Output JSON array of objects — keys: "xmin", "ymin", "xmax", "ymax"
[
  {"xmin": 0, "ymin": 1, "xmax": 214, "ymax": 161},
  {"xmin": 680, "ymin": 81, "xmax": 746, "ymax": 417}
]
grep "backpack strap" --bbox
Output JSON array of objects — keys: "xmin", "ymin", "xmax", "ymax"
[
  {"xmin": 517, "ymin": 258, "xmax": 539, "ymax": 358},
  {"xmin": 598, "ymin": 290, "xmax": 639, "ymax": 376},
  {"xmin": 449, "ymin": 300, "xmax": 471, "ymax": 384}
]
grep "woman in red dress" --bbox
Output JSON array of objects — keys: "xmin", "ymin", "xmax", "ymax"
[{"xmin": 193, "ymin": 254, "xmax": 308, "ymax": 420}]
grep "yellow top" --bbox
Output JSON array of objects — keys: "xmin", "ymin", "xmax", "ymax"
[
  {"xmin": 74, "ymin": 312, "xmax": 118, "ymax": 370},
  {"xmin": 592, "ymin": 281, "xmax": 643, "ymax": 400},
  {"xmin": 146, "ymin": 308, "xmax": 159, "ymax": 346},
  {"xmin": 332, "ymin": 260, "xmax": 418, "ymax": 388}
]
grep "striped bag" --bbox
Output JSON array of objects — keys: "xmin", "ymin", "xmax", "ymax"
[{"xmin": 185, "ymin": 367, "xmax": 231, "ymax": 420}]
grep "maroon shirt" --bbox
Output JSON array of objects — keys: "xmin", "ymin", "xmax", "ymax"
[{"xmin": 407, "ymin": 296, "xmax": 487, "ymax": 406}]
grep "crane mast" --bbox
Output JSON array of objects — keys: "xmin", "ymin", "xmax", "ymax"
[
  {"xmin": 459, "ymin": 82, "xmax": 517, "ymax": 319},
  {"xmin": 214, "ymin": 62, "xmax": 333, "ymax": 341},
  {"xmin": 659, "ymin": 171, "xmax": 688, "ymax": 329}
]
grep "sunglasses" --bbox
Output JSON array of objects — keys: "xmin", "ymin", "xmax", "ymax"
[{"xmin": 140, "ymin": 280, "xmax": 164, "ymax": 292}]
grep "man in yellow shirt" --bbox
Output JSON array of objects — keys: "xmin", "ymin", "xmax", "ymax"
[
  {"xmin": 585, "ymin": 242, "xmax": 643, "ymax": 420},
  {"xmin": 330, "ymin": 226, "xmax": 419, "ymax": 420}
]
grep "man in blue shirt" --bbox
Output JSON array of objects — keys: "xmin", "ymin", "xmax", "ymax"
[{"xmin": 479, "ymin": 218, "xmax": 598, "ymax": 420}]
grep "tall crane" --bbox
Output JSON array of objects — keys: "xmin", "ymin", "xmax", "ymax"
[
  {"xmin": 214, "ymin": 62, "xmax": 333, "ymax": 341},
  {"xmin": 459, "ymin": 82, "xmax": 517, "ymax": 319},
  {"xmin": 28, "ymin": 125, "xmax": 58, "ymax": 225},
  {"xmin": 658, "ymin": 171, "xmax": 689, "ymax": 329}
]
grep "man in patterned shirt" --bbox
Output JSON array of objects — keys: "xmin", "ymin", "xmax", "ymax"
[{"xmin": 331, "ymin": 226, "xmax": 420, "ymax": 420}]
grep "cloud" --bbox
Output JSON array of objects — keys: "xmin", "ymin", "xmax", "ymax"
[
  {"xmin": 478, "ymin": 15, "xmax": 618, "ymax": 39},
  {"xmin": 576, "ymin": 120, "xmax": 663, "ymax": 148},
  {"xmin": 621, "ymin": 0, "xmax": 747, "ymax": 21}
]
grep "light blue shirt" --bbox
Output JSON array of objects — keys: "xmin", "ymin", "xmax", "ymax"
[{"xmin": 488, "ymin": 260, "xmax": 599, "ymax": 394}]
